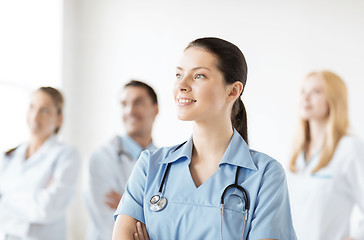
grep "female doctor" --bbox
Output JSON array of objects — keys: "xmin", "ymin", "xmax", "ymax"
[
  {"xmin": 0, "ymin": 87, "xmax": 80, "ymax": 240},
  {"xmin": 287, "ymin": 71, "xmax": 364, "ymax": 240},
  {"xmin": 112, "ymin": 37, "xmax": 297, "ymax": 240}
]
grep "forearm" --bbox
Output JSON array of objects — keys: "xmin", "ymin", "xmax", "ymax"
[
  {"xmin": 0, "ymin": 209, "xmax": 29, "ymax": 237},
  {"xmin": 0, "ymin": 184, "xmax": 75, "ymax": 223},
  {"xmin": 112, "ymin": 214, "xmax": 139, "ymax": 240}
]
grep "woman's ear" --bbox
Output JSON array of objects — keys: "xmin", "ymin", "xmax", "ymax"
[
  {"xmin": 57, "ymin": 113, "xmax": 63, "ymax": 131},
  {"xmin": 153, "ymin": 104, "xmax": 159, "ymax": 118},
  {"xmin": 227, "ymin": 81, "xmax": 244, "ymax": 102}
]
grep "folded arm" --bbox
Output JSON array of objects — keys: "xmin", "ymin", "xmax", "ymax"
[{"xmin": 112, "ymin": 214, "xmax": 140, "ymax": 240}]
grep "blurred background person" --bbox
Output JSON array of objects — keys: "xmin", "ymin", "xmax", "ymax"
[
  {"xmin": 84, "ymin": 80, "xmax": 158, "ymax": 240},
  {"xmin": 0, "ymin": 87, "xmax": 80, "ymax": 240},
  {"xmin": 287, "ymin": 71, "xmax": 364, "ymax": 240}
]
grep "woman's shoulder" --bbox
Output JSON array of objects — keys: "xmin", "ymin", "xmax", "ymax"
[
  {"xmin": 333, "ymin": 135, "xmax": 364, "ymax": 163},
  {"xmin": 51, "ymin": 138, "xmax": 78, "ymax": 154},
  {"xmin": 147, "ymin": 143, "xmax": 184, "ymax": 160},
  {"xmin": 248, "ymin": 150, "xmax": 288, "ymax": 193},
  {"xmin": 249, "ymin": 149, "xmax": 285, "ymax": 175},
  {"xmin": 333, "ymin": 135, "xmax": 364, "ymax": 159},
  {"xmin": 137, "ymin": 142, "xmax": 187, "ymax": 170},
  {"xmin": 332, "ymin": 135, "xmax": 364, "ymax": 180},
  {"xmin": 338, "ymin": 135, "xmax": 364, "ymax": 149},
  {"xmin": 3, "ymin": 146, "xmax": 20, "ymax": 158},
  {"xmin": 46, "ymin": 137, "xmax": 80, "ymax": 163},
  {"xmin": 1, "ymin": 141, "xmax": 27, "ymax": 162}
]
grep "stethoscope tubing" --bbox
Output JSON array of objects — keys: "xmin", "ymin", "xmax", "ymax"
[
  {"xmin": 158, "ymin": 163, "xmax": 171, "ymax": 193},
  {"xmin": 149, "ymin": 142, "xmax": 250, "ymax": 239},
  {"xmin": 220, "ymin": 167, "xmax": 249, "ymax": 210}
]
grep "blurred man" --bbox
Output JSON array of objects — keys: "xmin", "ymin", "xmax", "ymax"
[{"xmin": 84, "ymin": 80, "xmax": 158, "ymax": 240}]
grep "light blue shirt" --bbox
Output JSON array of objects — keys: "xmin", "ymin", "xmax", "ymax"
[
  {"xmin": 115, "ymin": 129, "xmax": 297, "ymax": 239},
  {"xmin": 121, "ymin": 135, "xmax": 156, "ymax": 160}
]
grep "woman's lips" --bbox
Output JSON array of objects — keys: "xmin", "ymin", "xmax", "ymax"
[{"xmin": 177, "ymin": 98, "xmax": 197, "ymax": 106}]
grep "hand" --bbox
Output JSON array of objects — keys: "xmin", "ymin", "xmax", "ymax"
[
  {"xmin": 134, "ymin": 221, "xmax": 149, "ymax": 240},
  {"xmin": 105, "ymin": 190, "xmax": 122, "ymax": 209},
  {"xmin": 45, "ymin": 177, "xmax": 54, "ymax": 188}
]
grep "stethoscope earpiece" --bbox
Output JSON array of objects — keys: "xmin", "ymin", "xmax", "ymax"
[{"xmin": 149, "ymin": 193, "xmax": 167, "ymax": 212}]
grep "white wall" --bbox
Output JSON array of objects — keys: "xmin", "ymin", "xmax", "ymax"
[
  {"xmin": 62, "ymin": 0, "xmax": 364, "ymax": 238},
  {"xmin": 0, "ymin": 0, "xmax": 62, "ymax": 151}
]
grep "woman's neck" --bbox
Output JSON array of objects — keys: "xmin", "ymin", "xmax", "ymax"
[
  {"xmin": 192, "ymin": 119, "xmax": 234, "ymax": 164},
  {"xmin": 26, "ymin": 135, "xmax": 49, "ymax": 159},
  {"xmin": 188, "ymin": 119, "xmax": 233, "ymax": 187},
  {"xmin": 306, "ymin": 119, "xmax": 327, "ymax": 160}
]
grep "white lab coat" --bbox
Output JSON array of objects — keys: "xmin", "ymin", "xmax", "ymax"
[
  {"xmin": 287, "ymin": 135, "xmax": 364, "ymax": 240},
  {"xmin": 83, "ymin": 135, "xmax": 156, "ymax": 240},
  {"xmin": 0, "ymin": 135, "xmax": 80, "ymax": 240}
]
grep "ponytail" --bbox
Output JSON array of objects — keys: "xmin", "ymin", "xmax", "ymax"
[{"xmin": 231, "ymin": 97, "xmax": 248, "ymax": 144}]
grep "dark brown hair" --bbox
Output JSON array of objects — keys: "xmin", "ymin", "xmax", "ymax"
[
  {"xmin": 186, "ymin": 37, "xmax": 248, "ymax": 144},
  {"xmin": 124, "ymin": 80, "xmax": 158, "ymax": 105}
]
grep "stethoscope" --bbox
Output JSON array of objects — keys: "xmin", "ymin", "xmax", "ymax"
[
  {"xmin": 220, "ymin": 167, "xmax": 249, "ymax": 240},
  {"xmin": 116, "ymin": 137, "xmax": 134, "ymax": 161},
  {"xmin": 149, "ymin": 143, "xmax": 250, "ymax": 240}
]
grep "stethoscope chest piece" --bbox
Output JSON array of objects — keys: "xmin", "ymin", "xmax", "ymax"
[{"xmin": 149, "ymin": 193, "xmax": 167, "ymax": 212}]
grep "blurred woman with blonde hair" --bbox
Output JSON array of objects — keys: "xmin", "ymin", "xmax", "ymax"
[{"xmin": 288, "ymin": 70, "xmax": 364, "ymax": 240}]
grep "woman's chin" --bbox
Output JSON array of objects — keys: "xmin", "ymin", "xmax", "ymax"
[
  {"xmin": 176, "ymin": 114, "xmax": 193, "ymax": 121},
  {"xmin": 29, "ymin": 129, "xmax": 40, "ymax": 136},
  {"xmin": 29, "ymin": 131, "xmax": 52, "ymax": 140}
]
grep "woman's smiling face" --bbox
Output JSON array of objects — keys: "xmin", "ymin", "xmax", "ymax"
[
  {"xmin": 174, "ymin": 47, "xmax": 230, "ymax": 123},
  {"xmin": 27, "ymin": 90, "xmax": 62, "ymax": 138},
  {"xmin": 299, "ymin": 74, "xmax": 330, "ymax": 122}
]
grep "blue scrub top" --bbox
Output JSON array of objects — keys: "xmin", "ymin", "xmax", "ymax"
[{"xmin": 115, "ymin": 129, "xmax": 297, "ymax": 240}]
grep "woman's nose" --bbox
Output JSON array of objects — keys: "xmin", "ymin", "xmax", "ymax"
[
  {"xmin": 28, "ymin": 109, "xmax": 40, "ymax": 122},
  {"xmin": 176, "ymin": 76, "xmax": 191, "ymax": 92},
  {"xmin": 300, "ymin": 90, "xmax": 310, "ymax": 101}
]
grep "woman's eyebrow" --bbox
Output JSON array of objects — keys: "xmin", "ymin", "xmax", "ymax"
[{"xmin": 176, "ymin": 66, "xmax": 211, "ymax": 71}]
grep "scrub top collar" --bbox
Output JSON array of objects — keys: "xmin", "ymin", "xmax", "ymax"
[{"xmin": 159, "ymin": 129, "xmax": 258, "ymax": 171}]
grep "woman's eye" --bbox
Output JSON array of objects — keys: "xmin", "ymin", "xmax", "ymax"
[
  {"xmin": 176, "ymin": 73, "xmax": 182, "ymax": 79},
  {"xmin": 312, "ymin": 89, "xmax": 321, "ymax": 94},
  {"xmin": 40, "ymin": 108, "xmax": 50, "ymax": 114},
  {"xmin": 195, "ymin": 74, "xmax": 205, "ymax": 80}
]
